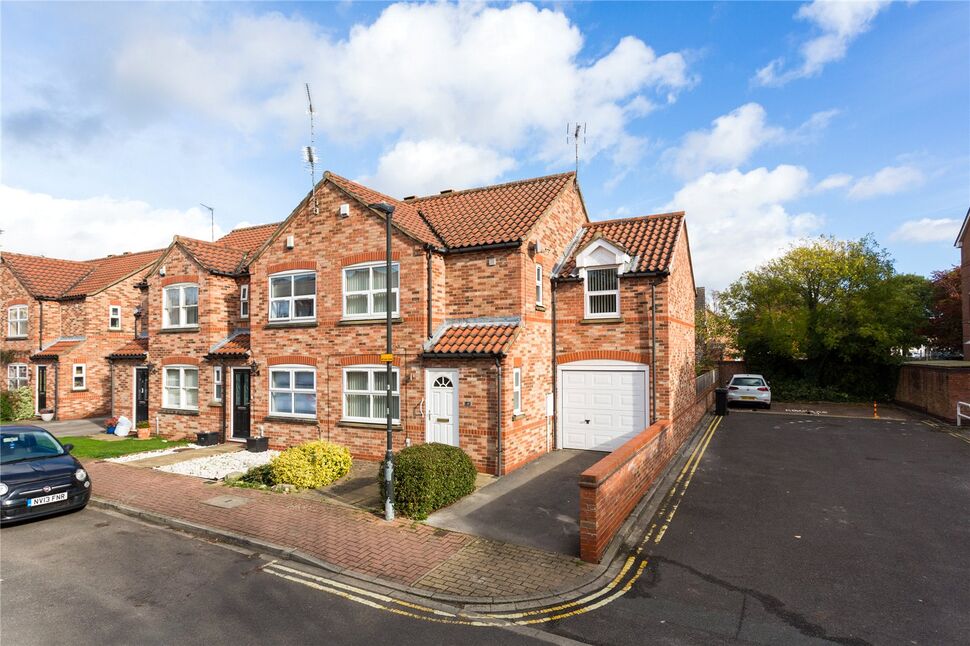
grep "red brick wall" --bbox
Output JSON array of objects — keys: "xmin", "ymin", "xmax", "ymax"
[
  {"xmin": 895, "ymin": 364, "xmax": 970, "ymax": 422},
  {"xmin": 578, "ymin": 383, "xmax": 715, "ymax": 563},
  {"xmin": 1, "ymin": 266, "xmax": 36, "ymax": 395}
]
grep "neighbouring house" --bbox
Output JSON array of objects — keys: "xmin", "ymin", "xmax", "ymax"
[
  {"xmin": 958, "ymin": 207, "xmax": 969, "ymax": 361},
  {"xmin": 100, "ymin": 170, "xmax": 697, "ymax": 476},
  {"xmin": 1, "ymin": 249, "xmax": 164, "ymax": 420}
]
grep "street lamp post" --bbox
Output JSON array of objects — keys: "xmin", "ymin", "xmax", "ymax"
[{"xmin": 369, "ymin": 201, "xmax": 396, "ymax": 521}]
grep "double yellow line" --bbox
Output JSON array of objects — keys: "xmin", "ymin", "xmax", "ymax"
[{"xmin": 261, "ymin": 414, "xmax": 726, "ymax": 627}]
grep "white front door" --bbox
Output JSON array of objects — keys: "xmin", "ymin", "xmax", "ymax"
[
  {"xmin": 425, "ymin": 369, "xmax": 459, "ymax": 446},
  {"xmin": 560, "ymin": 364, "xmax": 648, "ymax": 451}
]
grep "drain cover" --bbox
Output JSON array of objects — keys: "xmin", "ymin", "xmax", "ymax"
[{"xmin": 202, "ymin": 495, "xmax": 249, "ymax": 509}]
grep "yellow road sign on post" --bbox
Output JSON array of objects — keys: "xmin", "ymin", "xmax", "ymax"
[{"xmin": 379, "ymin": 353, "xmax": 394, "ymax": 363}]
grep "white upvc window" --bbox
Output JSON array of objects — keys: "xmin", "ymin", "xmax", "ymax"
[
  {"xmin": 72, "ymin": 364, "xmax": 86, "ymax": 390},
  {"xmin": 269, "ymin": 272, "xmax": 316, "ymax": 322},
  {"xmin": 163, "ymin": 366, "xmax": 199, "ymax": 410},
  {"xmin": 109, "ymin": 305, "xmax": 122, "ymax": 330},
  {"xmin": 239, "ymin": 284, "xmax": 249, "ymax": 319},
  {"xmin": 512, "ymin": 367, "xmax": 522, "ymax": 414},
  {"xmin": 162, "ymin": 284, "xmax": 199, "ymax": 329},
  {"xmin": 584, "ymin": 267, "xmax": 620, "ymax": 318},
  {"xmin": 342, "ymin": 366, "xmax": 400, "ymax": 424},
  {"xmin": 342, "ymin": 262, "xmax": 400, "ymax": 320},
  {"xmin": 7, "ymin": 305, "xmax": 28, "ymax": 338},
  {"xmin": 7, "ymin": 364, "xmax": 28, "ymax": 390},
  {"xmin": 269, "ymin": 366, "xmax": 316, "ymax": 418},
  {"xmin": 213, "ymin": 366, "xmax": 223, "ymax": 402},
  {"xmin": 535, "ymin": 263, "xmax": 543, "ymax": 306}
]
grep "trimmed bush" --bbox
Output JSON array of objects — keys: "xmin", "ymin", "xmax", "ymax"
[
  {"xmin": 239, "ymin": 463, "xmax": 276, "ymax": 487},
  {"xmin": 1, "ymin": 387, "xmax": 33, "ymax": 422},
  {"xmin": 379, "ymin": 443, "xmax": 477, "ymax": 520},
  {"xmin": 270, "ymin": 441, "xmax": 352, "ymax": 489}
]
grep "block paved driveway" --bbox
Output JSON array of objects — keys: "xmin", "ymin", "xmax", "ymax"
[{"xmin": 545, "ymin": 411, "xmax": 970, "ymax": 645}]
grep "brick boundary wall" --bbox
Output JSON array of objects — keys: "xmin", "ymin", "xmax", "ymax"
[
  {"xmin": 894, "ymin": 363, "xmax": 970, "ymax": 423},
  {"xmin": 578, "ymin": 384, "xmax": 716, "ymax": 563}
]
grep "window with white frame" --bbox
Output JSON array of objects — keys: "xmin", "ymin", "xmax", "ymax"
[
  {"xmin": 163, "ymin": 366, "xmax": 199, "ymax": 410},
  {"xmin": 7, "ymin": 364, "xmax": 28, "ymax": 390},
  {"xmin": 535, "ymin": 264, "xmax": 543, "ymax": 306},
  {"xmin": 72, "ymin": 364, "xmax": 87, "ymax": 390},
  {"xmin": 584, "ymin": 267, "xmax": 619, "ymax": 318},
  {"xmin": 269, "ymin": 366, "xmax": 316, "ymax": 417},
  {"xmin": 213, "ymin": 366, "xmax": 223, "ymax": 402},
  {"xmin": 109, "ymin": 305, "xmax": 122, "ymax": 330},
  {"xmin": 342, "ymin": 366, "xmax": 400, "ymax": 423},
  {"xmin": 7, "ymin": 305, "xmax": 27, "ymax": 338},
  {"xmin": 162, "ymin": 284, "xmax": 199, "ymax": 328},
  {"xmin": 269, "ymin": 272, "xmax": 315, "ymax": 322},
  {"xmin": 239, "ymin": 284, "xmax": 249, "ymax": 319},
  {"xmin": 342, "ymin": 262, "xmax": 399, "ymax": 320},
  {"xmin": 512, "ymin": 367, "xmax": 522, "ymax": 414}
]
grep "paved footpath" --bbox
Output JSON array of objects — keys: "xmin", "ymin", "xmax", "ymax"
[{"xmin": 84, "ymin": 461, "xmax": 596, "ymax": 600}]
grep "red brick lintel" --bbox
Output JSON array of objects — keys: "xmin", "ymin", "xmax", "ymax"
[
  {"xmin": 161, "ymin": 355, "xmax": 200, "ymax": 366},
  {"xmin": 558, "ymin": 350, "xmax": 649, "ymax": 365},
  {"xmin": 267, "ymin": 355, "xmax": 317, "ymax": 366},
  {"xmin": 267, "ymin": 260, "xmax": 317, "ymax": 274},
  {"xmin": 161, "ymin": 275, "xmax": 199, "ymax": 287},
  {"xmin": 338, "ymin": 354, "xmax": 404, "ymax": 367},
  {"xmin": 8, "ymin": 298, "xmax": 29, "ymax": 306},
  {"xmin": 341, "ymin": 251, "xmax": 401, "ymax": 267}
]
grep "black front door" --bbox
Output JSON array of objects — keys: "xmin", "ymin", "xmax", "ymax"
[
  {"xmin": 232, "ymin": 369, "xmax": 251, "ymax": 439},
  {"xmin": 37, "ymin": 366, "xmax": 47, "ymax": 410},
  {"xmin": 135, "ymin": 368, "xmax": 149, "ymax": 424}
]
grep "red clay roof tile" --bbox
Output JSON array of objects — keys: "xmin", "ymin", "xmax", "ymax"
[
  {"xmin": 210, "ymin": 333, "xmax": 250, "ymax": 356},
  {"xmin": 216, "ymin": 223, "xmax": 281, "ymax": 252},
  {"xmin": 326, "ymin": 173, "xmax": 442, "ymax": 247},
  {"xmin": 426, "ymin": 323, "xmax": 518, "ymax": 355},
  {"xmin": 559, "ymin": 212, "xmax": 684, "ymax": 275},
  {"xmin": 32, "ymin": 338, "xmax": 84, "ymax": 359},
  {"xmin": 2, "ymin": 249, "xmax": 164, "ymax": 299},
  {"xmin": 176, "ymin": 237, "xmax": 250, "ymax": 274},
  {"xmin": 108, "ymin": 337, "xmax": 149, "ymax": 359}
]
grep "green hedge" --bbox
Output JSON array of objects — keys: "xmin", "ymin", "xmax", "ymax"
[
  {"xmin": 269, "ymin": 440, "xmax": 352, "ymax": 489},
  {"xmin": 379, "ymin": 443, "xmax": 477, "ymax": 520},
  {"xmin": 1, "ymin": 387, "xmax": 33, "ymax": 422}
]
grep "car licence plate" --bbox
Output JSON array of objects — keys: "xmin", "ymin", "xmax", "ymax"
[
  {"xmin": 27, "ymin": 492, "xmax": 68, "ymax": 507},
  {"xmin": 741, "ymin": 396, "xmax": 756, "ymax": 400}
]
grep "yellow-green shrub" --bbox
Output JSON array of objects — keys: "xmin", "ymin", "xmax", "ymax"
[{"xmin": 269, "ymin": 441, "xmax": 352, "ymax": 489}]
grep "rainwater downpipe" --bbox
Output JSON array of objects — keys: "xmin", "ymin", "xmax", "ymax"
[
  {"xmin": 495, "ymin": 356, "xmax": 503, "ymax": 477},
  {"xmin": 220, "ymin": 360, "xmax": 228, "ymax": 443},
  {"xmin": 39, "ymin": 300, "xmax": 44, "ymax": 351},
  {"xmin": 650, "ymin": 283, "xmax": 658, "ymax": 424},
  {"xmin": 109, "ymin": 362, "xmax": 115, "ymax": 417},
  {"xmin": 425, "ymin": 247, "xmax": 434, "ymax": 339},
  {"xmin": 551, "ymin": 277, "xmax": 558, "ymax": 450}
]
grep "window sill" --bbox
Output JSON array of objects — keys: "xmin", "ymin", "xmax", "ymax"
[
  {"xmin": 512, "ymin": 413, "xmax": 526, "ymax": 421},
  {"xmin": 159, "ymin": 326, "xmax": 200, "ymax": 334},
  {"xmin": 263, "ymin": 415, "xmax": 318, "ymax": 425},
  {"xmin": 6, "ymin": 336, "xmax": 28, "ymax": 341},
  {"xmin": 209, "ymin": 400, "xmax": 223, "ymax": 407},
  {"xmin": 107, "ymin": 328, "xmax": 123, "ymax": 333},
  {"xmin": 337, "ymin": 317, "xmax": 404, "ymax": 326},
  {"xmin": 580, "ymin": 317, "xmax": 624, "ymax": 325},
  {"xmin": 159, "ymin": 408, "xmax": 200, "ymax": 416},
  {"xmin": 337, "ymin": 420, "xmax": 403, "ymax": 431},
  {"xmin": 72, "ymin": 388, "xmax": 88, "ymax": 392},
  {"xmin": 535, "ymin": 305, "xmax": 546, "ymax": 312},
  {"xmin": 264, "ymin": 321, "xmax": 318, "ymax": 329}
]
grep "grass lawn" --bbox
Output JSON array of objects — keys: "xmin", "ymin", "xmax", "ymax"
[{"xmin": 58, "ymin": 435, "xmax": 189, "ymax": 460}]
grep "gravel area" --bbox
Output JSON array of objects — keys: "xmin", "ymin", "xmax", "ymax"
[
  {"xmin": 156, "ymin": 450, "xmax": 279, "ymax": 480},
  {"xmin": 108, "ymin": 445, "xmax": 202, "ymax": 463}
]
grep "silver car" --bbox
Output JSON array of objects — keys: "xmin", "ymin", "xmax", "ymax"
[{"xmin": 726, "ymin": 374, "xmax": 771, "ymax": 409}]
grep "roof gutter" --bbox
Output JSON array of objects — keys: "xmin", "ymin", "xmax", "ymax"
[
  {"xmin": 419, "ymin": 352, "xmax": 507, "ymax": 360},
  {"xmin": 439, "ymin": 240, "xmax": 522, "ymax": 255}
]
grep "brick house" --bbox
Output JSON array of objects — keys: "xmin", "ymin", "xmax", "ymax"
[
  {"xmin": 1, "ymin": 249, "xmax": 163, "ymax": 419},
  {"xmin": 97, "ymin": 170, "xmax": 697, "ymax": 476},
  {"xmin": 957, "ymin": 207, "xmax": 969, "ymax": 360}
]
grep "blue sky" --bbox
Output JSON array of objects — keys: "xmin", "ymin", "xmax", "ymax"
[{"xmin": 2, "ymin": 1, "xmax": 967, "ymax": 289}]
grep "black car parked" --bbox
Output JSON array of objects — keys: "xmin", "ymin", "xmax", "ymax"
[{"xmin": 0, "ymin": 425, "xmax": 91, "ymax": 523}]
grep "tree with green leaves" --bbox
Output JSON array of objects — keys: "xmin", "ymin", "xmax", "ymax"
[
  {"xmin": 721, "ymin": 236, "xmax": 931, "ymax": 399},
  {"xmin": 920, "ymin": 266, "xmax": 962, "ymax": 355}
]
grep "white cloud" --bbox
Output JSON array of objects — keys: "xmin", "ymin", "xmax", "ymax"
[
  {"xmin": 362, "ymin": 139, "xmax": 516, "ymax": 197},
  {"xmin": 0, "ymin": 185, "xmax": 220, "ymax": 260},
  {"xmin": 847, "ymin": 165, "xmax": 924, "ymax": 199},
  {"xmin": 665, "ymin": 103, "xmax": 837, "ymax": 179},
  {"xmin": 815, "ymin": 172, "xmax": 853, "ymax": 191},
  {"xmin": 113, "ymin": 3, "xmax": 694, "ymax": 188},
  {"xmin": 665, "ymin": 165, "xmax": 821, "ymax": 289},
  {"xmin": 890, "ymin": 217, "xmax": 960, "ymax": 243},
  {"xmin": 755, "ymin": 0, "xmax": 891, "ymax": 86}
]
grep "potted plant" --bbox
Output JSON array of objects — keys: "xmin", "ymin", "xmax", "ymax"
[
  {"xmin": 39, "ymin": 408, "xmax": 54, "ymax": 422},
  {"xmin": 104, "ymin": 416, "xmax": 119, "ymax": 434},
  {"xmin": 246, "ymin": 427, "xmax": 269, "ymax": 453},
  {"xmin": 136, "ymin": 420, "xmax": 151, "ymax": 439}
]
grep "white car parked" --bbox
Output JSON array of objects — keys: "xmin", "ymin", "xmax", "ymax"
[{"xmin": 727, "ymin": 374, "xmax": 771, "ymax": 409}]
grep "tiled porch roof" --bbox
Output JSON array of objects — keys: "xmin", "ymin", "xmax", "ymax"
[
  {"xmin": 31, "ymin": 338, "xmax": 85, "ymax": 360},
  {"xmin": 108, "ymin": 337, "xmax": 148, "ymax": 359},
  {"xmin": 424, "ymin": 320, "xmax": 519, "ymax": 356},
  {"xmin": 209, "ymin": 332, "xmax": 251, "ymax": 357}
]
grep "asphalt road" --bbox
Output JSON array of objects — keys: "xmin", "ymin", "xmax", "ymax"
[{"xmin": 2, "ymin": 411, "xmax": 967, "ymax": 645}]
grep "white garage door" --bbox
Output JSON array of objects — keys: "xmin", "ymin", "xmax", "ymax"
[{"xmin": 561, "ymin": 368, "xmax": 648, "ymax": 451}]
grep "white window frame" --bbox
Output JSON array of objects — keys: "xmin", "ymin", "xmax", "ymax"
[
  {"xmin": 583, "ymin": 266, "xmax": 620, "ymax": 319},
  {"xmin": 239, "ymin": 284, "xmax": 249, "ymax": 319},
  {"xmin": 342, "ymin": 262, "xmax": 400, "ymax": 320},
  {"xmin": 162, "ymin": 283, "xmax": 199, "ymax": 329},
  {"xmin": 7, "ymin": 305, "xmax": 28, "ymax": 338},
  {"xmin": 213, "ymin": 366, "xmax": 223, "ymax": 402},
  {"xmin": 7, "ymin": 363, "xmax": 28, "ymax": 390},
  {"xmin": 512, "ymin": 367, "xmax": 522, "ymax": 414},
  {"xmin": 342, "ymin": 366, "xmax": 400, "ymax": 424},
  {"xmin": 535, "ymin": 263, "xmax": 543, "ymax": 306},
  {"xmin": 268, "ymin": 271, "xmax": 316, "ymax": 323},
  {"xmin": 72, "ymin": 364, "xmax": 87, "ymax": 391},
  {"xmin": 268, "ymin": 366, "xmax": 317, "ymax": 419},
  {"xmin": 163, "ymin": 365, "xmax": 199, "ymax": 411},
  {"xmin": 109, "ymin": 305, "xmax": 122, "ymax": 330}
]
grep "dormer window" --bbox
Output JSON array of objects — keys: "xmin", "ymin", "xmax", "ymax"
[{"xmin": 574, "ymin": 237, "xmax": 631, "ymax": 320}]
